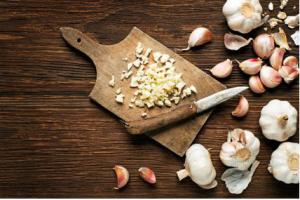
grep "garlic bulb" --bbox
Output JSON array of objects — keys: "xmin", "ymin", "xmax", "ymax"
[
  {"xmin": 259, "ymin": 99, "xmax": 298, "ymax": 142},
  {"xmin": 181, "ymin": 27, "xmax": 213, "ymax": 51},
  {"xmin": 253, "ymin": 34, "xmax": 275, "ymax": 59},
  {"xmin": 210, "ymin": 59, "xmax": 233, "ymax": 78},
  {"xmin": 268, "ymin": 142, "xmax": 299, "ymax": 184},
  {"xmin": 260, "ymin": 66, "xmax": 282, "ymax": 88},
  {"xmin": 224, "ymin": 33, "xmax": 252, "ymax": 50},
  {"xmin": 223, "ymin": 0, "xmax": 263, "ymax": 34},
  {"xmin": 177, "ymin": 144, "xmax": 217, "ymax": 189},
  {"xmin": 220, "ymin": 129, "xmax": 260, "ymax": 170}
]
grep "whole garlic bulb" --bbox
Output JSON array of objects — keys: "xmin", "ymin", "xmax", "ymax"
[
  {"xmin": 259, "ymin": 99, "xmax": 298, "ymax": 142},
  {"xmin": 268, "ymin": 142, "xmax": 299, "ymax": 184},
  {"xmin": 220, "ymin": 129, "xmax": 260, "ymax": 170},
  {"xmin": 223, "ymin": 0, "xmax": 263, "ymax": 34},
  {"xmin": 177, "ymin": 144, "xmax": 217, "ymax": 189}
]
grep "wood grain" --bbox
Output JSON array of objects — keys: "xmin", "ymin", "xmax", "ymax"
[{"xmin": 0, "ymin": 0, "xmax": 298, "ymax": 198}]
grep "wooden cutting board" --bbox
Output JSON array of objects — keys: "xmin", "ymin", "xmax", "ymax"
[{"xmin": 60, "ymin": 27, "xmax": 225, "ymax": 156}]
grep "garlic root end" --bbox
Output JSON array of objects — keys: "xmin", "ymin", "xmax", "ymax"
[{"xmin": 177, "ymin": 169, "xmax": 189, "ymax": 181}]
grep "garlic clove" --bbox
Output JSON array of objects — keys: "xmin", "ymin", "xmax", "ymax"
[
  {"xmin": 269, "ymin": 48, "xmax": 286, "ymax": 70},
  {"xmin": 283, "ymin": 56, "xmax": 298, "ymax": 68},
  {"xmin": 181, "ymin": 27, "xmax": 213, "ymax": 51},
  {"xmin": 210, "ymin": 59, "xmax": 233, "ymax": 78},
  {"xmin": 113, "ymin": 165, "xmax": 129, "ymax": 189},
  {"xmin": 138, "ymin": 167, "xmax": 156, "ymax": 184},
  {"xmin": 278, "ymin": 65, "xmax": 299, "ymax": 84},
  {"xmin": 224, "ymin": 33, "xmax": 252, "ymax": 51},
  {"xmin": 272, "ymin": 28, "xmax": 291, "ymax": 50},
  {"xmin": 253, "ymin": 34, "xmax": 275, "ymax": 59},
  {"xmin": 232, "ymin": 96, "xmax": 249, "ymax": 117},
  {"xmin": 236, "ymin": 58, "xmax": 262, "ymax": 75},
  {"xmin": 260, "ymin": 65, "xmax": 282, "ymax": 88},
  {"xmin": 249, "ymin": 75, "xmax": 266, "ymax": 94}
]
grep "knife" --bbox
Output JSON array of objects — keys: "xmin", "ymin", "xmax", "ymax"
[{"xmin": 124, "ymin": 86, "xmax": 248, "ymax": 134}]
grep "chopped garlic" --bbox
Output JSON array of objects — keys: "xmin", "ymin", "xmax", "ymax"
[
  {"xmin": 115, "ymin": 94, "xmax": 124, "ymax": 104},
  {"xmin": 129, "ymin": 103, "xmax": 134, "ymax": 108},
  {"xmin": 124, "ymin": 71, "xmax": 133, "ymax": 79},
  {"xmin": 169, "ymin": 58, "xmax": 175, "ymax": 64},
  {"xmin": 164, "ymin": 99, "xmax": 172, "ymax": 107},
  {"xmin": 153, "ymin": 52, "xmax": 162, "ymax": 62},
  {"xmin": 108, "ymin": 75, "xmax": 115, "ymax": 87},
  {"xmin": 127, "ymin": 63, "xmax": 133, "ymax": 71},
  {"xmin": 268, "ymin": 18, "xmax": 282, "ymax": 28},
  {"xmin": 133, "ymin": 59, "xmax": 141, "ymax": 68},
  {"xmin": 160, "ymin": 54, "xmax": 170, "ymax": 63},
  {"xmin": 141, "ymin": 112, "xmax": 148, "ymax": 118},
  {"xmin": 268, "ymin": 2, "xmax": 274, "ymax": 11},
  {"xmin": 135, "ymin": 99, "xmax": 145, "ymax": 108},
  {"xmin": 136, "ymin": 42, "xmax": 143, "ymax": 55},
  {"xmin": 116, "ymin": 88, "xmax": 122, "ymax": 94},
  {"xmin": 277, "ymin": 11, "xmax": 287, "ymax": 20},
  {"xmin": 280, "ymin": 0, "xmax": 288, "ymax": 9},
  {"xmin": 190, "ymin": 85, "xmax": 198, "ymax": 94},
  {"xmin": 144, "ymin": 48, "xmax": 152, "ymax": 57},
  {"xmin": 122, "ymin": 57, "xmax": 128, "ymax": 62}
]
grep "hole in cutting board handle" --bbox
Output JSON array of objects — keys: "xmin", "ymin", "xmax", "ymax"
[{"xmin": 77, "ymin": 38, "xmax": 81, "ymax": 43}]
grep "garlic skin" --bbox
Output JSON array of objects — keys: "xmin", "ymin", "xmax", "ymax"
[
  {"xmin": 210, "ymin": 59, "xmax": 233, "ymax": 78},
  {"xmin": 113, "ymin": 165, "xmax": 129, "ymax": 189},
  {"xmin": 260, "ymin": 66, "xmax": 282, "ymax": 88},
  {"xmin": 249, "ymin": 75, "xmax": 266, "ymax": 94},
  {"xmin": 284, "ymin": 14, "xmax": 299, "ymax": 29},
  {"xmin": 220, "ymin": 129, "xmax": 260, "ymax": 171},
  {"xmin": 181, "ymin": 27, "xmax": 212, "ymax": 51},
  {"xmin": 291, "ymin": 30, "xmax": 299, "ymax": 46},
  {"xmin": 224, "ymin": 33, "xmax": 253, "ymax": 50},
  {"xmin": 283, "ymin": 56, "xmax": 298, "ymax": 68},
  {"xmin": 223, "ymin": 0, "xmax": 263, "ymax": 34},
  {"xmin": 177, "ymin": 144, "xmax": 217, "ymax": 189},
  {"xmin": 237, "ymin": 58, "xmax": 262, "ymax": 75},
  {"xmin": 272, "ymin": 28, "xmax": 291, "ymax": 50},
  {"xmin": 269, "ymin": 48, "xmax": 286, "ymax": 70},
  {"xmin": 259, "ymin": 99, "xmax": 298, "ymax": 142},
  {"xmin": 253, "ymin": 34, "xmax": 275, "ymax": 59},
  {"xmin": 279, "ymin": 65, "xmax": 299, "ymax": 84},
  {"xmin": 268, "ymin": 142, "xmax": 299, "ymax": 184},
  {"xmin": 232, "ymin": 96, "xmax": 249, "ymax": 117}
]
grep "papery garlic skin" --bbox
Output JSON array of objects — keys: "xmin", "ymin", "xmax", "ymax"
[
  {"xmin": 181, "ymin": 27, "xmax": 212, "ymax": 51},
  {"xmin": 291, "ymin": 30, "xmax": 299, "ymax": 46},
  {"xmin": 249, "ymin": 75, "xmax": 266, "ymax": 94},
  {"xmin": 259, "ymin": 99, "xmax": 298, "ymax": 142},
  {"xmin": 268, "ymin": 142, "xmax": 299, "ymax": 184},
  {"xmin": 210, "ymin": 59, "xmax": 233, "ymax": 78},
  {"xmin": 283, "ymin": 56, "xmax": 298, "ymax": 68},
  {"xmin": 237, "ymin": 58, "xmax": 262, "ymax": 75},
  {"xmin": 224, "ymin": 33, "xmax": 253, "ymax": 50},
  {"xmin": 223, "ymin": 0, "xmax": 263, "ymax": 34},
  {"xmin": 284, "ymin": 14, "xmax": 299, "ymax": 29},
  {"xmin": 260, "ymin": 66, "xmax": 282, "ymax": 88},
  {"xmin": 279, "ymin": 65, "xmax": 299, "ymax": 84},
  {"xmin": 232, "ymin": 96, "xmax": 249, "ymax": 117},
  {"xmin": 220, "ymin": 129, "xmax": 260, "ymax": 170},
  {"xmin": 177, "ymin": 144, "xmax": 217, "ymax": 189},
  {"xmin": 253, "ymin": 34, "xmax": 275, "ymax": 59},
  {"xmin": 269, "ymin": 48, "xmax": 285, "ymax": 70}
]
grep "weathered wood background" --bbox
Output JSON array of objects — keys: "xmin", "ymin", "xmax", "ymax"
[{"xmin": 0, "ymin": 0, "xmax": 298, "ymax": 198}]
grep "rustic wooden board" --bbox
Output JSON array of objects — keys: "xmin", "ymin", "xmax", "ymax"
[{"xmin": 0, "ymin": 0, "xmax": 298, "ymax": 198}]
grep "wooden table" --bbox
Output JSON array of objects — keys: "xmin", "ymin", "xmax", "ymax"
[{"xmin": 0, "ymin": 0, "xmax": 298, "ymax": 198}]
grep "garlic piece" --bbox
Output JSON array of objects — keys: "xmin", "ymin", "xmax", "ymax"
[
  {"xmin": 232, "ymin": 96, "xmax": 249, "ymax": 117},
  {"xmin": 113, "ymin": 165, "xmax": 129, "ymax": 189},
  {"xmin": 279, "ymin": 0, "xmax": 288, "ymax": 9},
  {"xmin": 109, "ymin": 75, "xmax": 115, "ymax": 87},
  {"xmin": 210, "ymin": 59, "xmax": 233, "ymax": 78},
  {"xmin": 253, "ymin": 34, "xmax": 275, "ymax": 59},
  {"xmin": 268, "ymin": 142, "xmax": 299, "ymax": 184},
  {"xmin": 268, "ymin": 18, "xmax": 282, "ymax": 29},
  {"xmin": 224, "ymin": 33, "xmax": 253, "ymax": 51},
  {"xmin": 115, "ymin": 94, "xmax": 125, "ymax": 104},
  {"xmin": 177, "ymin": 144, "xmax": 217, "ymax": 189},
  {"xmin": 283, "ymin": 56, "xmax": 298, "ymax": 67},
  {"xmin": 138, "ymin": 167, "xmax": 156, "ymax": 184},
  {"xmin": 284, "ymin": 14, "xmax": 299, "ymax": 29},
  {"xmin": 236, "ymin": 58, "xmax": 262, "ymax": 75},
  {"xmin": 220, "ymin": 129, "xmax": 260, "ymax": 170},
  {"xmin": 259, "ymin": 99, "xmax": 297, "ymax": 141},
  {"xmin": 249, "ymin": 75, "xmax": 266, "ymax": 94},
  {"xmin": 260, "ymin": 65, "xmax": 282, "ymax": 88},
  {"xmin": 277, "ymin": 11, "xmax": 287, "ymax": 20},
  {"xmin": 181, "ymin": 27, "xmax": 213, "ymax": 51},
  {"xmin": 223, "ymin": 0, "xmax": 263, "ymax": 34},
  {"xmin": 268, "ymin": 2, "xmax": 273, "ymax": 11},
  {"xmin": 272, "ymin": 28, "xmax": 291, "ymax": 50},
  {"xmin": 279, "ymin": 65, "xmax": 299, "ymax": 84},
  {"xmin": 269, "ymin": 48, "xmax": 286, "ymax": 70},
  {"xmin": 291, "ymin": 30, "xmax": 299, "ymax": 46}
]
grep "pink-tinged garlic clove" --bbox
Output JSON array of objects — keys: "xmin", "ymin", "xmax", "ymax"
[
  {"xmin": 224, "ymin": 33, "xmax": 253, "ymax": 51},
  {"xmin": 253, "ymin": 34, "xmax": 275, "ymax": 59},
  {"xmin": 278, "ymin": 65, "xmax": 299, "ymax": 84},
  {"xmin": 260, "ymin": 66, "xmax": 282, "ymax": 88},
  {"xmin": 283, "ymin": 56, "xmax": 298, "ymax": 68},
  {"xmin": 232, "ymin": 96, "xmax": 249, "ymax": 118},
  {"xmin": 113, "ymin": 165, "xmax": 129, "ymax": 189},
  {"xmin": 210, "ymin": 59, "xmax": 233, "ymax": 78},
  {"xmin": 181, "ymin": 27, "xmax": 213, "ymax": 51},
  {"xmin": 249, "ymin": 76, "xmax": 266, "ymax": 94},
  {"xmin": 236, "ymin": 58, "xmax": 263, "ymax": 75},
  {"xmin": 138, "ymin": 167, "xmax": 156, "ymax": 184},
  {"xmin": 272, "ymin": 28, "xmax": 291, "ymax": 50},
  {"xmin": 269, "ymin": 48, "xmax": 286, "ymax": 70}
]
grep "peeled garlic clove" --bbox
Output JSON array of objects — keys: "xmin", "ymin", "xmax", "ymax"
[
  {"xmin": 269, "ymin": 48, "xmax": 286, "ymax": 70},
  {"xmin": 272, "ymin": 28, "xmax": 291, "ymax": 50},
  {"xmin": 113, "ymin": 165, "xmax": 129, "ymax": 189},
  {"xmin": 279, "ymin": 65, "xmax": 299, "ymax": 84},
  {"xmin": 249, "ymin": 76, "xmax": 266, "ymax": 94},
  {"xmin": 181, "ymin": 27, "xmax": 213, "ymax": 51},
  {"xmin": 138, "ymin": 167, "xmax": 156, "ymax": 184},
  {"xmin": 232, "ymin": 96, "xmax": 249, "ymax": 118},
  {"xmin": 260, "ymin": 65, "xmax": 282, "ymax": 88},
  {"xmin": 253, "ymin": 34, "xmax": 275, "ymax": 59},
  {"xmin": 237, "ymin": 58, "xmax": 262, "ymax": 75},
  {"xmin": 283, "ymin": 56, "xmax": 298, "ymax": 68},
  {"xmin": 210, "ymin": 59, "xmax": 233, "ymax": 78},
  {"xmin": 224, "ymin": 33, "xmax": 252, "ymax": 51}
]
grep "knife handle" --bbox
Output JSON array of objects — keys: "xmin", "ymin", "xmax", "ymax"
[{"xmin": 124, "ymin": 103, "xmax": 198, "ymax": 135}]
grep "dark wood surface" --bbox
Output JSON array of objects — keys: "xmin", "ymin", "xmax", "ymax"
[{"xmin": 0, "ymin": 0, "xmax": 298, "ymax": 198}]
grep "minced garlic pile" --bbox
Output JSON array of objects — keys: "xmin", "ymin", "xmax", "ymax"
[{"xmin": 111, "ymin": 42, "xmax": 197, "ymax": 114}]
